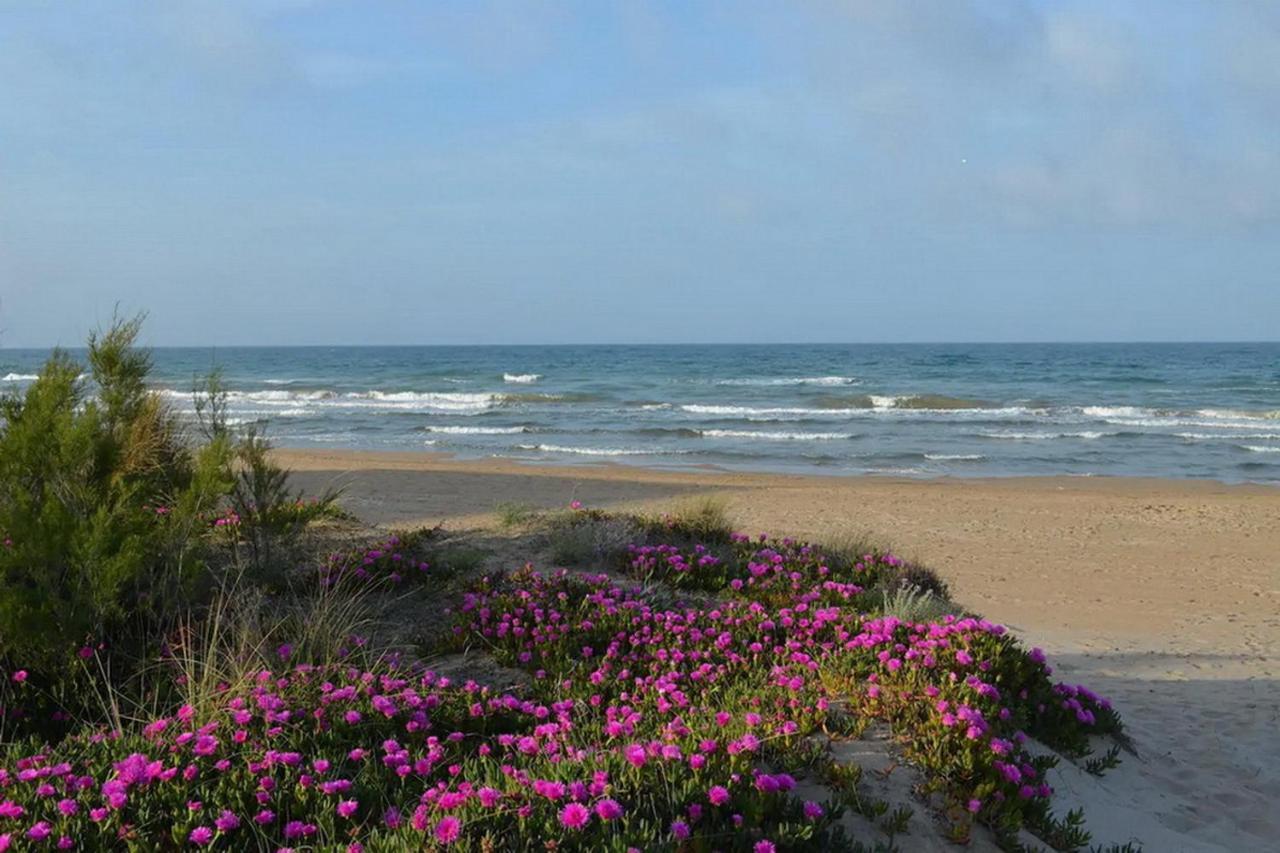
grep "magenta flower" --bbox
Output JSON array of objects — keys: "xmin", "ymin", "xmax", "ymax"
[
  {"xmin": 671, "ymin": 820, "xmax": 690, "ymax": 840},
  {"xmin": 434, "ymin": 816, "xmax": 462, "ymax": 844},
  {"xmin": 337, "ymin": 800, "xmax": 358, "ymax": 819},
  {"xmin": 594, "ymin": 798, "xmax": 624, "ymax": 820},
  {"xmin": 708, "ymin": 785, "xmax": 731, "ymax": 806},
  {"xmin": 560, "ymin": 802, "xmax": 590, "ymax": 830},
  {"xmin": 214, "ymin": 810, "xmax": 240, "ymax": 832},
  {"xmin": 188, "ymin": 826, "xmax": 213, "ymax": 845}
]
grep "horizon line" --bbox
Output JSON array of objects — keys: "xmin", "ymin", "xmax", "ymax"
[{"xmin": 4, "ymin": 340, "xmax": 1279, "ymax": 350}]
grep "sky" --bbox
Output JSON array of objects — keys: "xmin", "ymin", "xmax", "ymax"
[{"xmin": 1, "ymin": 1, "xmax": 1278, "ymax": 346}]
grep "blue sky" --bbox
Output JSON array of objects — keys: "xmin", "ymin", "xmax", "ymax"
[{"xmin": 2, "ymin": 1, "xmax": 1278, "ymax": 346}]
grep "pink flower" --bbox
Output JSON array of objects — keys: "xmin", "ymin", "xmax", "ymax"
[
  {"xmin": 337, "ymin": 800, "xmax": 358, "ymax": 819},
  {"xmin": 188, "ymin": 826, "xmax": 213, "ymax": 845},
  {"xmin": 10, "ymin": 671, "xmax": 27, "ymax": 684},
  {"xmin": 434, "ymin": 816, "xmax": 461, "ymax": 845},
  {"xmin": 671, "ymin": 820, "xmax": 690, "ymax": 840},
  {"xmin": 623, "ymin": 744, "xmax": 646, "ymax": 768},
  {"xmin": 803, "ymin": 801, "xmax": 824, "ymax": 821},
  {"xmin": 754, "ymin": 842, "xmax": 777, "ymax": 853},
  {"xmin": 215, "ymin": 811, "xmax": 240, "ymax": 832},
  {"xmin": 559, "ymin": 802, "xmax": 590, "ymax": 829},
  {"xmin": 708, "ymin": 785, "xmax": 731, "ymax": 806},
  {"xmin": 26, "ymin": 823, "xmax": 51, "ymax": 841},
  {"xmin": 594, "ymin": 799, "xmax": 624, "ymax": 820}
]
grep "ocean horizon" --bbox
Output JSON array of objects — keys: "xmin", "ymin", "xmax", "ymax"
[{"xmin": 4, "ymin": 342, "xmax": 1278, "ymax": 483}]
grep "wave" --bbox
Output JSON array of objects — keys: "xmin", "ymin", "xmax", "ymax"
[
  {"xmin": 890, "ymin": 394, "xmax": 1001, "ymax": 410},
  {"xmin": 1240, "ymin": 445, "xmax": 1280, "ymax": 454},
  {"xmin": 503, "ymin": 373, "xmax": 542, "ymax": 384},
  {"xmin": 500, "ymin": 392, "xmax": 601, "ymax": 404},
  {"xmin": 716, "ymin": 376, "xmax": 859, "ymax": 387},
  {"xmin": 1084, "ymin": 405, "xmax": 1280, "ymax": 423},
  {"xmin": 423, "ymin": 425, "xmax": 532, "ymax": 435},
  {"xmin": 681, "ymin": 404, "xmax": 839, "ymax": 418},
  {"xmin": 513, "ymin": 443, "xmax": 679, "ymax": 457},
  {"xmin": 924, "ymin": 453, "xmax": 986, "ymax": 461},
  {"xmin": 160, "ymin": 387, "xmax": 600, "ymax": 413},
  {"xmin": 1177, "ymin": 432, "xmax": 1280, "ymax": 441},
  {"xmin": 1, "ymin": 373, "xmax": 39, "ymax": 381},
  {"xmin": 1198, "ymin": 408, "xmax": 1280, "ymax": 421},
  {"xmin": 632, "ymin": 427, "xmax": 703, "ymax": 438},
  {"xmin": 700, "ymin": 429, "xmax": 855, "ymax": 441},
  {"xmin": 978, "ymin": 430, "xmax": 1112, "ymax": 441}
]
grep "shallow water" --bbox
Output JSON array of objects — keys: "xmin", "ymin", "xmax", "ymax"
[{"xmin": 3, "ymin": 343, "xmax": 1278, "ymax": 482}]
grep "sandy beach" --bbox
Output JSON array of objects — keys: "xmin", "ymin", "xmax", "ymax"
[{"xmin": 282, "ymin": 448, "xmax": 1280, "ymax": 851}]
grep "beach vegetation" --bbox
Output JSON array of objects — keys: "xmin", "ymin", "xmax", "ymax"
[
  {"xmin": 545, "ymin": 509, "xmax": 639, "ymax": 567},
  {"xmin": 638, "ymin": 493, "xmax": 735, "ymax": 542},
  {"xmin": 878, "ymin": 582, "xmax": 956, "ymax": 622},
  {"xmin": 0, "ymin": 324, "xmax": 1130, "ymax": 852},
  {"xmin": 494, "ymin": 501, "xmax": 541, "ymax": 529}
]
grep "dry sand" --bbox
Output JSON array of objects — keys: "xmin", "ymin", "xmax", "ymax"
[{"xmin": 280, "ymin": 449, "xmax": 1280, "ymax": 852}]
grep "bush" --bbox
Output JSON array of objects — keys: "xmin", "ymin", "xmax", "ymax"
[
  {"xmin": 0, "ymin": 317, "xmax": 231, "ymax": 681},
  {"xmin": 636, "ymin": 494, "xmax": 735, "ymax": 543},
  {"xmin": 547, "ymin": 512, "xmax": 638, "ymax": 567}
]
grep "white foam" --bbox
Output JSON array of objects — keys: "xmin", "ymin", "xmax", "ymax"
[
  {"xmin": 1177, "ymin": 432, "xmax": 1280, "ymax": 441},
  {"xmin": 1082, "ymin": 405, "xmax": 1149, "ymax": 418},
  {"xmin": 716, "ymin": 376, "xmax": 859, "ymax": 387},
  {"xmin": 700, "ymin": 429, "xmax": 852, "ymax": 441},
  {"xmin": 1, "ymin": 373, "xmax": 38, "ymax": 381},
  {"xmin": 1241, "ymin": 445, "xmax": 1280, "ymax": 453},
  {"xmin": 1199, "ymin": 408, "xmax": 1280, "ymax": 421},
  {"xmin": 514, "ymin": 443, "xmax": 671, "ymax": 457},
  {"xmin": 503, "ymin": 373, "xmax": 542, "ymax": 384},
  {"xmin": 924, "ymin": 453, "xmax": 985, "ymax": 461},
  {"xmin": 424, "ymin": 425, "xmax": 529, "ymax": 435},
  {"xmin": 979, "ymin": 430, "xmax": 1111, "ymax": 441},
  {"xmin": 681, "ymin": 404, "xmax": 845, "ymax": 418}
]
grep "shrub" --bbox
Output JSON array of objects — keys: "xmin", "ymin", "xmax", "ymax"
[
  {"xmin": 546, "ymin": 512, "xmax": 638, "ymax": 567},
  {"xmin": 494, "ymin": 501, "xmax": 540, "ymax": 529},
  {"xmin": 879, "ymin": 583, "xmax": 955, "ymax": 622},
  {"xmin": 0, "ymin": 317, "xmax": 230, "ymax": 682},
  {"xmin": 636, "ymin": 494, "xmax": 735, "ymax": 543}
]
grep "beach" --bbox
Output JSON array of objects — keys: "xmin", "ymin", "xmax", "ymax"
[{"xmin": 283, "ymin": 448, "xmax": 1280, "ymax": 851}]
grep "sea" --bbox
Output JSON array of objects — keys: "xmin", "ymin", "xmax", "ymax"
[{"xmin": 3, "ymin": 343, "xmax": 1279, "ymax": 483}]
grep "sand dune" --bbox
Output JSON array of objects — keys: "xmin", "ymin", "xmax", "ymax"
[{"xmin": 280, "ymin": 449, "xmax": 1279, "ymax": 851}]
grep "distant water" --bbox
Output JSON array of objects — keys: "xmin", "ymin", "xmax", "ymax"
[{"xmin": 3, "ymin": 344, "xmax": 1279, "ymax": 483}]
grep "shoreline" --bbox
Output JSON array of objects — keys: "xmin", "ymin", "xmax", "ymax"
[
  {"xmin": 279, "ymin": 446, "xmax": 1280, "ymax": 849},
  {"xmin": 275, "ymin": 446, "xmax": 1280, "ymax": 491}
]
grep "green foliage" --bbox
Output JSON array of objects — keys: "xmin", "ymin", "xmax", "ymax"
[
  {"xmin": 879, "ymin": 583, "xmax": 955, "ymax": 623},
  {"xmin": 494, "ymin": 501, "xmax": 540, "ymax": 528},
  {"xmin": 0, "ymin": 317, "xmax": 220, "ymax": 679},
  {"xmin": 546, "ymin": 512, "xmax": 639, "ymax": 566},
  {"xmin": 637, "ymin": 494, "xmax": 735, "ymax": 543}
]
